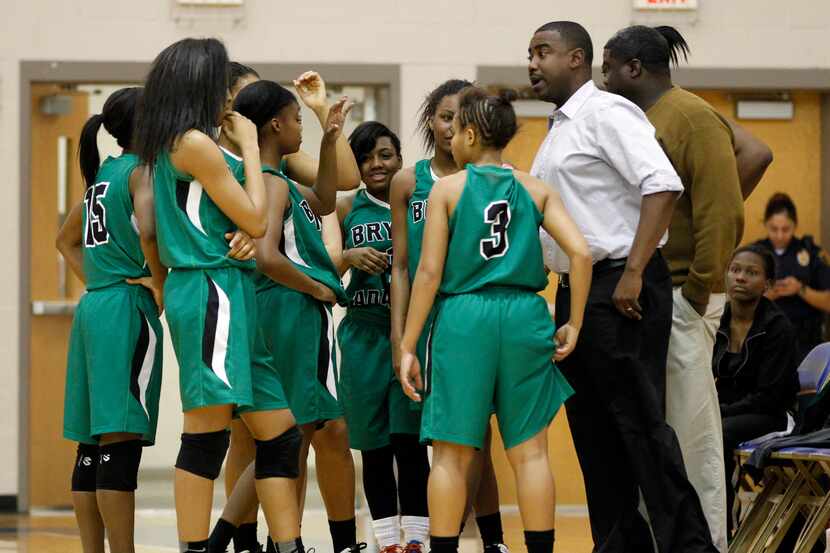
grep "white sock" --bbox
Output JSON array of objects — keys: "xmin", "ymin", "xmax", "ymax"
[
  {"xmin": 372, "ymin": 515, "xmax": 401, "ymax": 548},
  {"xmin": 401, "ymin": 515, "xmax": 429, "ymax": 545}
]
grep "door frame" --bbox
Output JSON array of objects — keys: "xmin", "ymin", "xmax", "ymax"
[
  {"xmin": 18, "ymin": 60, "xmax": 401, "ymax": 511},
  {"xmin": 477, "ymin": 65, "xmax": 830, "ymax": 250}
]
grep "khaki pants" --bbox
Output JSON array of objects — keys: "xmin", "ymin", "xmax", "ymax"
[{"xmin": 666, "ymin": 288, "xmax": 727, "ymax": 553}]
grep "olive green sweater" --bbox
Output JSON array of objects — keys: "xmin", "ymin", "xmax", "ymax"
[{"xmin": 648, "ymin": 87, "xmax": 744, "ymax": 306}]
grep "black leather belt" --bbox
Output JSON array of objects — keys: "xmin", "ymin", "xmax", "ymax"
[{"xmin": 558, "ymin": 257, "xmax": 628, "ymax": 288}]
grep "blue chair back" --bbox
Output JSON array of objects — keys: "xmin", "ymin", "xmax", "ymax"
[{"xmin": 798, "ymin": 342, "xmax": 830, "ymax": 393}]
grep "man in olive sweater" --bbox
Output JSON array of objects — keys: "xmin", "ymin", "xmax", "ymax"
[{"xmin": 602, "ymin": 26, "xmax": 772, "ymax": 552}]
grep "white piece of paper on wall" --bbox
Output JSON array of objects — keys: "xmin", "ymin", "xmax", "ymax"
[{"xmin": 633, "ymin": 0, "xmax": 698, "ymax": 10}]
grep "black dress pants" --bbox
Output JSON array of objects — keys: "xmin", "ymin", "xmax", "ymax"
[{"xmin": 555, "ymin": 253, "xmax": 716, "ymax": 553}]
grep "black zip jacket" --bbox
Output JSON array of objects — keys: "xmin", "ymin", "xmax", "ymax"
[{"xmin": 713, "ymin": 297, "xmax": 799, "ymax": 418}]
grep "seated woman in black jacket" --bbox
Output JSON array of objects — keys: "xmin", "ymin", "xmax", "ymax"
[{"xmin": 715, "ymin": 244, "xmax": 800, "ymax": 530}]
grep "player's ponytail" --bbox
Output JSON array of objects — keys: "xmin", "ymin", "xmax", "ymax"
[
  {"xmin": 79, "ymin": 113, "xmax": 105, "ymax": 188},
  {"xmin": 78, "ymin": 86, "xmax": 142, "ymax": 188},
  {"xmin": 457, "ymin": 86, "xmax": 518, "ymax": 149}
]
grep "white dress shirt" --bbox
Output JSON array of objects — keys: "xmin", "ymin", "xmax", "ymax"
[{"xmin": 530, "ymin": 80, "xmax": 683, "ymax": 273}]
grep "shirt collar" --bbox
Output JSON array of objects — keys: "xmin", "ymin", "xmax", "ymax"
[{"xmin": 554, "ymin": 80, "xmax": 596, "ymax": 120}]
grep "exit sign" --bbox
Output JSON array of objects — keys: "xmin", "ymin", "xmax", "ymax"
[{"xmin": 634, "ymin": 0, "xmax": 697, "ymax": 9}]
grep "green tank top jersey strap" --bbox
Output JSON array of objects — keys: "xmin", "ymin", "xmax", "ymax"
[
  {"xmin": 219, "ymin": 146, "xmax": 247, "ymax": 183},
  {"xmin": 343, "ymin": 189, "xmax": 393, "ymax": 326},
  {"xmin": 253, "ymin": 165, "xmax": 347, "ymax": 304},
  {"xmin": 406, "ymin": 159, "xmax": 436, "ymax": 280},
  {"xmin": 81, "ymin": 153, "xmax": 150, "ymax": 290},
  {"xmin": 441, "ymin": 164, "xmax": 547, "ymax": 294},
  {"xmin": 152, "ymin": 145, "xmax": 255, "ymax": 271}
]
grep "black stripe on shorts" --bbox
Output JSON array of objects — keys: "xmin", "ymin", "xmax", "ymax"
[
  {"xmin": 316, "ymin": 302, "xmax": 330, "ymax": 388},
  {"xmin": 425, "ymin": 317, "xmax": 436, "ymax": 396},
  {"xmin": 130, "ymin": 311, "xmax": 151, "ymax": 405},
  {"xmin": 203, "ymin": 276, "xmax": 220, "ymax": 368}
]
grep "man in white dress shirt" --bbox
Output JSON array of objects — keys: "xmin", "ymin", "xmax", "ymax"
[{"xmin": 528, "ymin": 21, "xmax": 718, "ymax": 553}]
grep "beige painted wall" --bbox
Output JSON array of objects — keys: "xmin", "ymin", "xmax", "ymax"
[{"xmin": 3, "ymin": 0, "xmax": 830, "ymax": 495}]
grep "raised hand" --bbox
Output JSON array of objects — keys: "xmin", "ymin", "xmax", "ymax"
[
  {"xmin": 293, "ymin": 71, "xmax": 328, "ymax": 112},
  {"xmin": 323, "ymin": 96, "xmax": 354, "ymax": 143}
]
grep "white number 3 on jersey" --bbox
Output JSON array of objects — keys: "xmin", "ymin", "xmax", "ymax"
[{"xmin": 480, "ymin": 201, "xmax": 511, "ymax": 260}]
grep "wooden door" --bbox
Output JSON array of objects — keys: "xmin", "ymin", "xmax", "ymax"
[
  {"xmin": 487, "ymin": 116, "xmax": 588, "ymax": 506},
  {"xmin": 692, "ymin": 90, "xmax": 822, "ymax": 244},
  {"xmin": 29, "ymin": 84, "xmax": 89, "ymax": 508}
]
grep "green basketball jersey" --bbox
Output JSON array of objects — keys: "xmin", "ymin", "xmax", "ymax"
[
  {"xmin": 153, "ymin": 145, "xmax": 255, "ymax": 271},
  {"xmin": 343, "ymin": 189, "xmax": 392, "ymax": 324},
  {"xmin": 441, "ymin": 164, "xmax": 547, "ymax": 294},
  {"xmin": 253, "ymin": 166, "xmax": 347, "ymax": 304},
  {"xmin": 81, "ymin": 153, "xmax": 150, "ymax": 290},
  {"xmin": 406, "ymin": 159, "xmax": 435, "ymax": 280},
  {"xmin": 220, "ymin": 146, "xmax": 247, "ymax": 183}
]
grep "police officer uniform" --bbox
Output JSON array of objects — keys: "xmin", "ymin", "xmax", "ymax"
[{"xmin": 755, "ymin": 235, "xmax": 830, "ymax": 361}]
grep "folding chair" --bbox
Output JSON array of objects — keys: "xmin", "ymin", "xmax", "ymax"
[{"xmin": 729, "ymin": 343, "xmax": 830, "ymax": 552}]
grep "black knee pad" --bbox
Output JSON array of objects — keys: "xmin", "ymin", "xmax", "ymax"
[
  {"xmin": 175, "ymin": 429, "xmax": 230, "ymax": 480},
  {"xmin": 96, "ymin": 440, "xmax": 143, "ymax": 491},
  {"xmin": 255, "ymin": 426, "xmax": 302, "ymax": 480},
  {"xmin": 71, "ymin": 443, "xmax": 99, "ymax": 492}
]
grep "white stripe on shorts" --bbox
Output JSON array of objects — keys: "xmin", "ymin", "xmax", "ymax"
[
  {"xmin": 137, "ymin": 313, "xmax": 158, "ymax": 417},
  {"xmin": 323, "ymin": 307, "xmax": 338, "ymax": 399},
  {"xmin": 209, "ymin": 277, "xmax": 232, "ymax": 388}
]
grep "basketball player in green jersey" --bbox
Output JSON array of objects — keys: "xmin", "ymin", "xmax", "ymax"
[
  {"xmin": 135, "ymin": 38, "xmax": 273, "ymax": 553},
  {"xmin": 335, "ymin": 121, "xmax": 430, "ymax": 553},
  {"xmin": 56, "ymin": 87, "xmax": 164, "ymax": 553},
  {"xmin": 215, "ymin": 64, "xmax": 360, "ymax": 553},
  {"xmin": 389, "ymin": 79, "xmax": 508, "ymax": 552},
  {"xmin": 400, "ymin": 87, "xmax": 592, "ymax": 553},
  {"xmin": 214, "ymin": 79, "xmax": 360, "ymax": 553}
]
